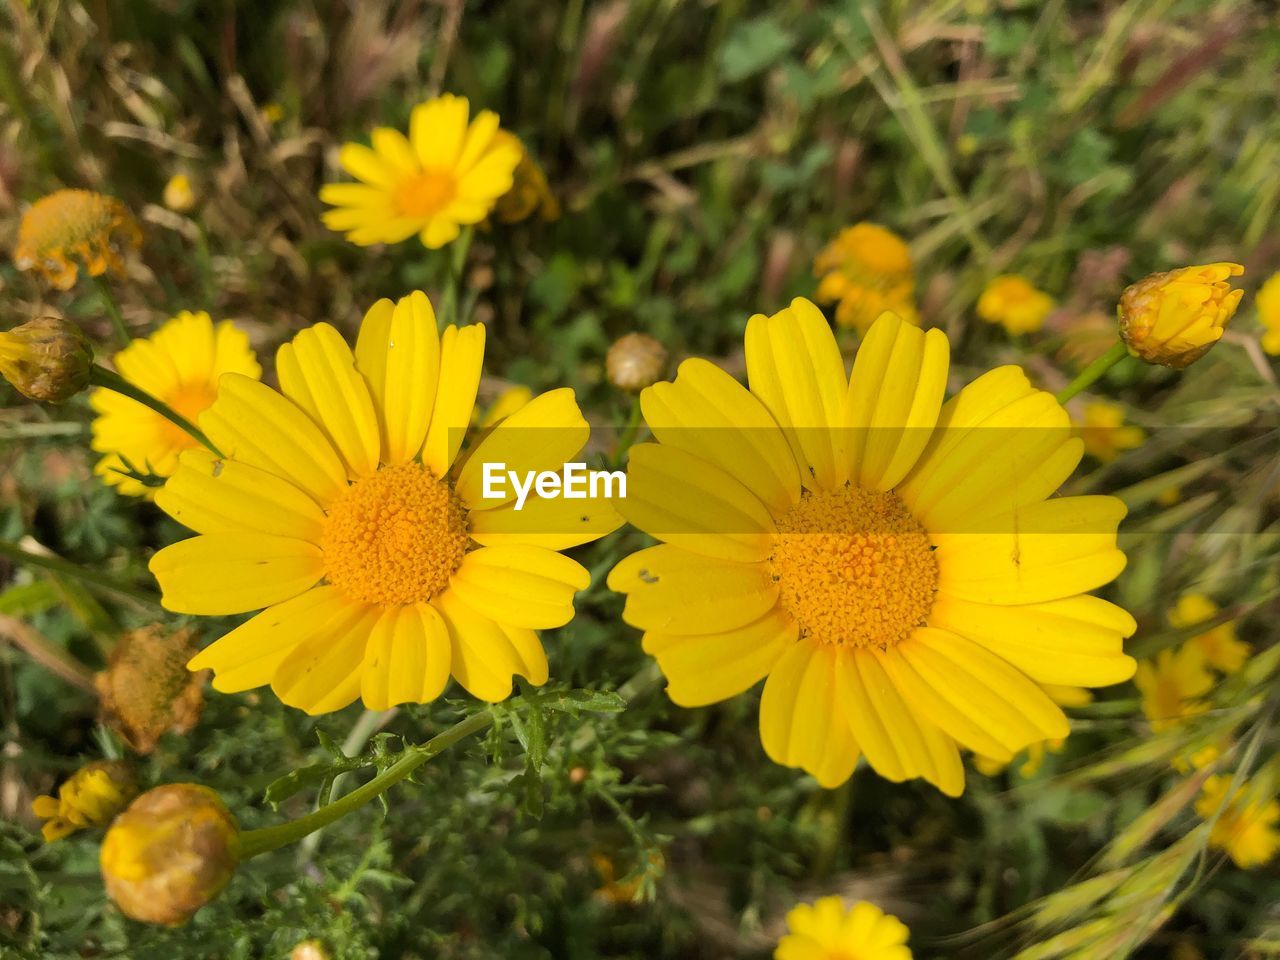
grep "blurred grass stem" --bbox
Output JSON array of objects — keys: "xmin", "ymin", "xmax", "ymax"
[{"xmin": 0, "ymin": 539, "xmax": 161, "ymax": 608}]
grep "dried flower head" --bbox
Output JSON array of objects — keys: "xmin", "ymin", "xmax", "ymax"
[
  {"xmin": 14, "ymin": 189, "xmax": 141, "ymax": 290},
  {"xmin": 31, "ymin": 760, "xmax": 138, "ymax": 842},
  {"xmin": 492, "ymin": 133, "xmax": 560, "ymax": 224},
  {"xmin": 813, "ymin": 222, "xmax": 919, "ymax": 332},
  {"xmin": 606, "ymin": 333, "xmax": 668, "ymax": 393},
  {"xmin": 100, "ymin": 784, "xmax": 240, "ymax": 925},
  {"xmin": 1117, "ymin": 262, "xmax": 1244, "ymax": 368},
  {"xmin": 96, "ymin": 625, "xmax": 206, "ymax": 754},
  {"xmin": 0, "ymin": 317, "xmax": 94, "ymax": 402}
]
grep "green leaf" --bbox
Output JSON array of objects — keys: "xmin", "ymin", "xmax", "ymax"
[{"xmin": 719, "ymin": 17, "xmax": 793, "ymax": 84}]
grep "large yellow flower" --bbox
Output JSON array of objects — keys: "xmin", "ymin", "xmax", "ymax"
[
  {"xmin": 150, "ymin": 292, "xmax": 620, "ymax": 714},
  {"xmin": 813, "ymin": 223, "xmax": 920, "ymax": 332},
  {"xmin": 609, "ymin": 300, "xmax": 1135, "ymax": 794},
  {"xmin": 775, "ymin": 897, "xmax": 911, "ymax": 960},
  {"xmin": 90, "ymin": 311, "xmax": 261, "ymax": 497},
  {"xmin": 1195, "ymin": 775, "xmax": 1280, "ymax": 870},
  {"xmin": 320, "ymin": 94, "xmax": 522, "ymax": 249}
]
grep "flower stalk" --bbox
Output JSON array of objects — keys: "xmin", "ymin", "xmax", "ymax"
[
  {"xmin": 1056, "ymin": 341, "xmax": 1130, "ymax": 405},
  {"xmin": 88, "ymin": 365, "xmax": 221, "ymax": 455},
  {"xmin": 237, "ymin": 709, "xmax": 495, "ymax": 860}
]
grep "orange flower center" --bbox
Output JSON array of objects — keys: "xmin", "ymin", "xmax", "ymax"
[
  {"xmin": 159, "ymin": 381, "xmax": 219, "ymax": 450},
  {"xmin": 321, "ymin": 462, "xmax": 469, "ymax": 606},
  {"xmin": 393, "ymin": 169, "xmax": 457, "ymax": 218},
  {"xmin": 770, "ymin": 485, "xmax": 937, "ymax": 649}
]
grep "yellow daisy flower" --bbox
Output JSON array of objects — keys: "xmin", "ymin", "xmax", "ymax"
[
  {"xmin": 1169, "ymin": 593, "xmax": 1250, "ymax": 674},
  {"xmin": 1076, "ymin": 399, "xmax": 1144, "ymax": 463},
  {"xmin": 320, "ymin": 94, "xmax": 523, "ymax": 249},
  {"xmin": 813, "ymin": 223, "xmax": 920, "ymax": 333},
  {"xmin": 1134, "ymin": 645, "xmax": 1213, "ymax": 733},
  {"xmin": 609, "ymin": 300, "xmax": 1135, "ymax": 794},
  {"xmin": 32, "ymin": 760, "xmax": 137, "ymax": 842},
  {"xmin": 149, "ymin": 291, "xmax": 622, "ymax": 715},
  {"xmin": 1257, "ymin": 271, "xmax": 1280, "ymax": 356},
  {"xmin": 776, "ymin": 896, "xmax": 911, "ymax": 960},
  {"xmin": 90, "ymin": 311, "xmax": 261, "ymax": 497},
  {"xmin": 14, "ymin": 189, "xmax": 141, "ymax": 290},
  {"xmin": 1194, "ymin": 775, "xmax": 1280, "ymax": 869},
  {"xmin": 976, "ymin": 274, "xmax": 1055, "ymax": 335}
]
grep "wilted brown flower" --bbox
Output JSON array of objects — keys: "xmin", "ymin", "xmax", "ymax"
[
  {"xmin": 0, "ymin": 317, "xmax": 94, "ymax": 402},
  {"xmin": 14, "ymin": 189, "xmax": 141, "ymax": 290},
  {"xmin": 96, "ymin": 625, "xmax": 206, "ymax": 754}
]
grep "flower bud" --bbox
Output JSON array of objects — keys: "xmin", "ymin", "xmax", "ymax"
[
  {"xmin": 31, "ymin": 760, "xmax": 138, "ymax": 842},
  {"xmin": 0, "ymin": 317, "xmax": 94, "ymax": 402},
  {"xmin": 100, "ymin": 784, "xmax": 240, "ymax": 925},
  {"xmin": 96, "ymin": 625, "xmax": 206, "ymax": 754},
  {"xmin": 291, "ymin": 940, "xmax": 332, "ymax": 960},
  {"xmin": 1117, "ymin": 262, "xmax": 1244, "ymax": 368},
  {"xmin": 163, "ymin": 174, "xmax": 197, "ymax": 213},
  {"xmin": 606, "ymin": 333, "xmax": 667, "ymax": 393}
]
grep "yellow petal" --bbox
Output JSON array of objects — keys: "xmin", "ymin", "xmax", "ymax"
[
  {"xmin": 643, "ymin": 607, "xmax": 796, "ymax": 707},
  {"xmin": 759, "ymin": 641, "xmax": 860, "ymax": 788},
  {"xmin": 745, "ymin": 297, "xmax": 846, "ymax": 489},
  {"xmin": 355, "ymin": 292, "xmax": 441, "ymax": 466},
  {"xmin": 370, "ymin": 127, "xmax": 418, "ymax": 175},
  {"xmin": 618, "ymin": 442, "xmax": 776, "ymax": 563},
  {"xmin": 455, "ymin": 388, "xmax": 589, "ymax": 508},
  {"xmin": 469, "ymin": 488, "xmax": 624, "ymax": 549},
  {"xmin": 607, "ymin": 545, "xmax": 778, "ymax": 635},
  {"xmin": 272, "ymin": 606, "xmax": 381, "ymax": 715},
  {"xmin": 933, "ymin": 496, "xmax": 1127, "ymax": 604},
  {"xmin": 199, "ymin": 373, "xmax": 349, "ymax": 506},
  {"xmin": 844, "ymin": 312, "xmax": 949, "ymax": 491},
  {"xmin": 361, "ymin": 603, "xmax": 452, "ymax": 710},
  {"xmin": 339, "ymin": 143, "xmax": 396, "ymax": 188},
  {"xmin": 840, "ymin": 649, "xmax": 964, "ymax": 796},
  {"xmin": 188, "ymin": 586, "xmax": 359, "ymax": 692},
  {"xmin": 890, "ymin": 627, "xmax": 1068, "ymax": 754},
  {"xmin": 456, "ymin": 110, "xmax": 501, "ymax": 173},
  {"xmin": 929, "ymin": 592, "xmax": 1137, "ymax": 686},
  {"xmin": 435, "ymin": 589, "xmax": 547, "ymax": 701},
  {"xmin": 422, "ymin": 324, "xmax": 485, "ymax": 475},
  {"xmin": 449, "ymin": 545, "xmax": 589, "ymax": 629},
  {"xmin": 410, "ymin": 94, "xmax": 469, "ymax": 168},
  {"xmin": 156, "ymin": 449, "xmax": 327, "ymax": 542},
  {"xmin": 150, "ymin": 533, "xmax": 323, "ymax": 615},
  {"xmin": 640, "ymin": 358, "xmax": 801, "ymax": 517},
  {"xmin": 276, "ymin": 323, "xmax": 381, "ymax": 480}
]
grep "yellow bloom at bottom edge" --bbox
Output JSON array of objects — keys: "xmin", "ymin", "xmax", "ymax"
[{"xmin": 776, "ymin": 896, "xmax": 911, "ymax": 960}]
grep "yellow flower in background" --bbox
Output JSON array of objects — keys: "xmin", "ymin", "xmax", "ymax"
[
  {"xmin": 1117, "ymin": 262, "xmax": 1244, "ymax": 368},
  {"xmin": 0, "ymin": 316, "xmax": 94, "ymax": 403},
  {"xmin": 976, "ymin": 274, "xmax": 1055, "ymax": 335},
  {"xmin": 1257, "ymin": 271, "xmax": 1280, "ymax": 356},
  {"xmin": 1169, "ymin": 593, "xmax": 1250, "ymax": 674},
  {"xmin": 163, "ymin": 174, "xmax": 197, "ymax": 213},
  {"xmin": 320, "ymin": 94, "xmax": 522, "ymax": 249},
  {"xmin": 14, "ymin": 189, "xmax": 141, "ymax": 290},
  {"xmin": 100, "ymin": 783, "xmax": 239, "ymax": 925},
  {"xmin": 813, "ymin": 223, "xmax": 920, "ymax": 332},
  {"xmin": 150, "ymin": 291, "xmax": 622, "ymax": 715},
  {"xmin": 31, "ymin": 760, "xmax": 137, "ymax": 842},
  {"xmin": 90, "ymin": 311, "xmax": 261, "ymax": 497},
  {"xmin": 1195, "ymin": 775, "xmax": 1280, "ymax": 869},
  {"xmin": 1134, "ymin": 645, "xmax": 1212, "ymax": 733},
  {"xmin": 610, "ymin": 300, "xmax": 1135, "ymax": 795},
  {"xmin": 775, "ymin": 896, "xmax": 911, "ymax": 960},
  {"xmin": 1076, "ymin": 399, "xmax": 1144, "ymax": 463},
  {"xmin": 492, "ymin": 132, "xmax": 560, "ymax": 224}
]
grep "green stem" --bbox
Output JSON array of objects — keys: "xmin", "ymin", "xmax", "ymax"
[
  {"xmin": 440, "ymin": 226, "xmax": 475, "ymax": 327},
  {"xmin": 92, "ymin": 275, "xmax": 131, "ymax": 348},
  {"xmin": 237, "ymin": 709, "xmax": 495, "ymax": 860},
  {"xmin": 0, "ymin": 539, "xmax": 161, "ymax": 607},
  {"xmin": 612, "ymin": 399, "xmax": 643, "ymax": 465},
  {"xmin": 1056, "ymin": 341, "xmax": 1130, "ymax": 405},
  {"xmin": 89, "ymin": 365, "xmax": 221, "ymax": 455}
]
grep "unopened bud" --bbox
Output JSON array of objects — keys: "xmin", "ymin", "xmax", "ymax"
[
  {"xmin": 1118, "ymin": 262, "xmax": 1244, "ymax": 368},
  {"xmin": 100, "ymin": 784, "xmax": 239, "ymax": 925},
  {"xmin": 0, "ymin": 317, "xmax": 94, "ymax": 402},
  {"xmin": 163, "ymin": 174, "xmax": 197, "ymax": 213},
  {"xmin": 606, "ymin": 333, "xmax": 667, "ymax": 393}
]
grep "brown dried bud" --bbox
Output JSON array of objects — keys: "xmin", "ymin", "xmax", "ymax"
[
  {"xmin": 96, "ymin": 625, "xmax": 206, "ymax": 754},
  {"xmin": 100, "ymin": 784, "xmax": 239, "ymax": 926},
  {"xmin": 606, "ymin": 333, "xmax": 667, "ymax": 393},
  {"xmin": 0, "ymin": 317, "xmax": 94, "ymax": 402}
]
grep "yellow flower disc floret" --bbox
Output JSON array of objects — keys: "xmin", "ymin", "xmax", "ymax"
[
  {"xmin": 770, "ymin": 486, "xmax": 937, "ymax": 649},
  {"xmin": 322, "ymin": 462, "xmax": 470, "ymax": 606}
]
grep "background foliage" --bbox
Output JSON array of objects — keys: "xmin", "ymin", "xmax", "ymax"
[{"xmin": 2, "ymin": 1, "xmax": 1279, "ymax": 957}]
